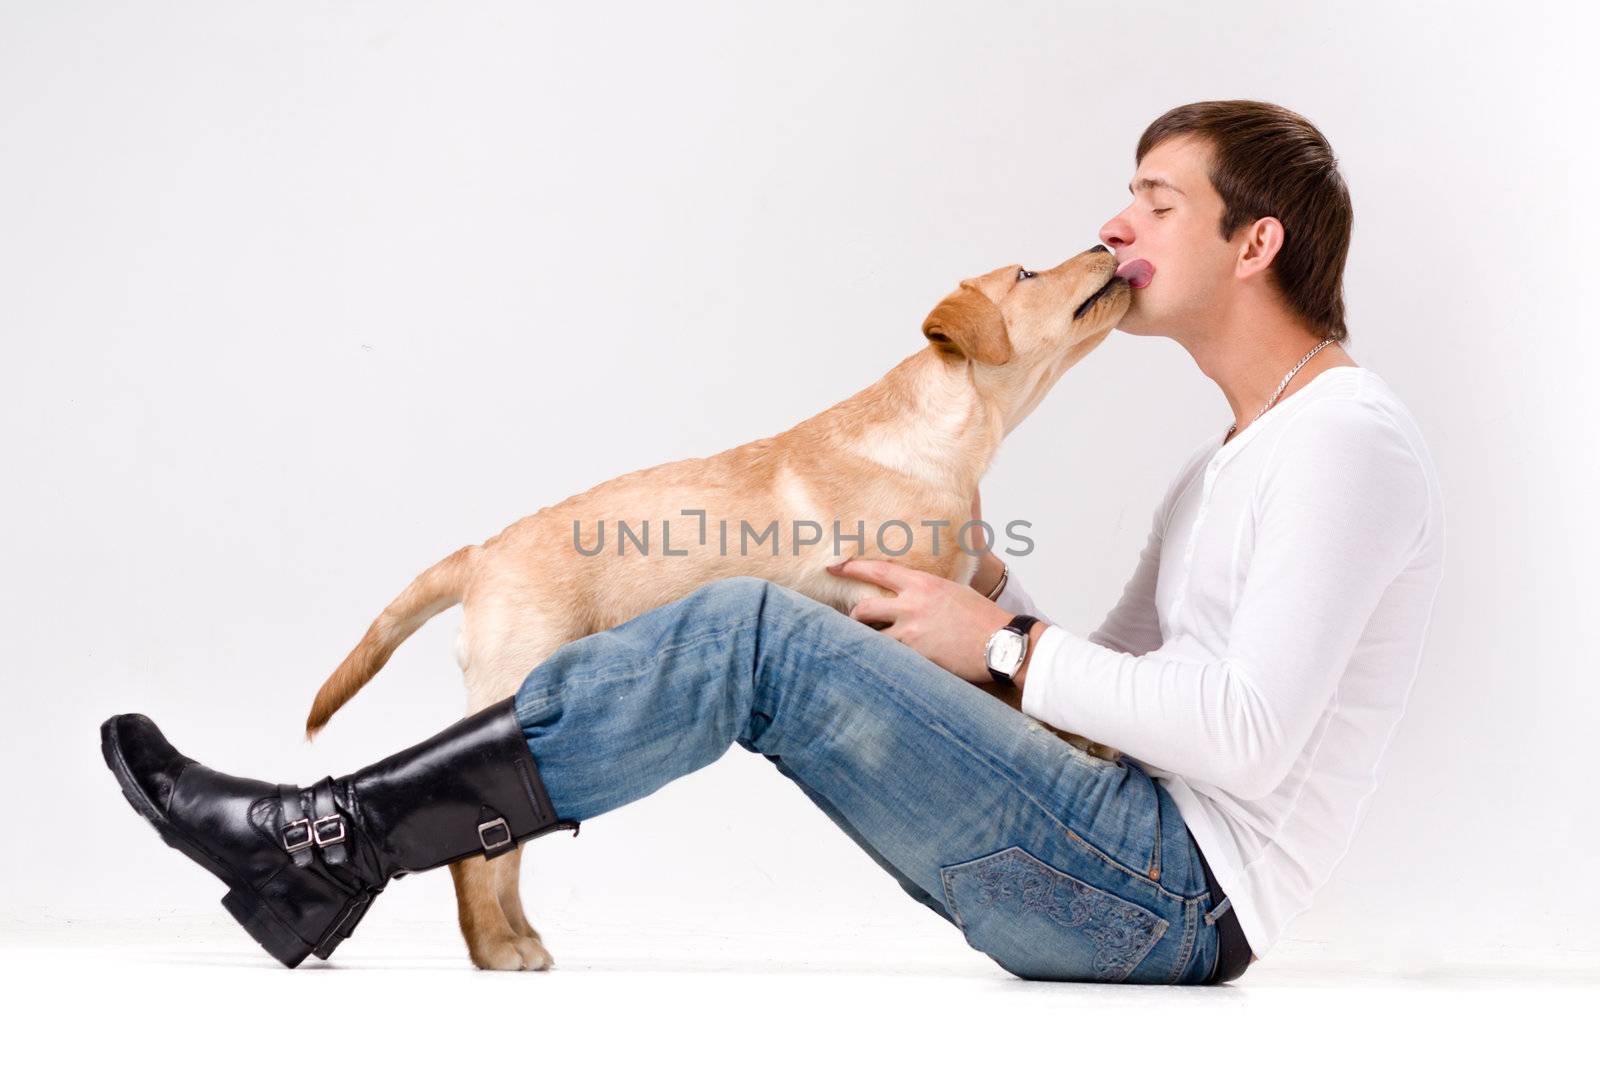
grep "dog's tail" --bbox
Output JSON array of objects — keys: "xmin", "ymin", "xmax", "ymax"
[{"xmin": 305, "ymin": 544, "xmax": 478, "ymax": 739}]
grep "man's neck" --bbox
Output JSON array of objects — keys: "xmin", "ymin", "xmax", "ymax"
[{"xmin": 1179, "ymin": 311, "xmax": 1357, "ymax": 439}]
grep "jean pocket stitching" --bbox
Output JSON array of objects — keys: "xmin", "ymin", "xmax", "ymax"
[{"xmin": 939, "ymin": 845, "xmax": 1170, "ymax": 983}]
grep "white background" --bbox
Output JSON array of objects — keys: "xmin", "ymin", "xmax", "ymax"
[{"xmin": 3, "ymin": 0, "xmax": 1594, "ymax": 1007}]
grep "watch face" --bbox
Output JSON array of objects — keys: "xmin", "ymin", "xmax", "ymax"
[{"xmin": 987, "ymin": 629, "xmax": 1026, "ymax": 675}]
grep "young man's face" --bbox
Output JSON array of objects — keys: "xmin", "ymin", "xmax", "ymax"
[{"xmin": 1098, "ymin": 134, "xmax": 1239, "ymax": 339}]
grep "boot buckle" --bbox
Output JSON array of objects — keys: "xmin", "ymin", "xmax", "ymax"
[
  {"xmin": 281, "ymin": 818, "xmax": 313, "ymax": 854},
  {"xmin": 312, "ymin": 814, "xmax": 347, "ymax": 847},
  {"xmin": 477, "ymin": 816, "xmax": 512, "ymax": 856}
]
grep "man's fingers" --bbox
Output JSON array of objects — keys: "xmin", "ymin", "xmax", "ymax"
[
  {"xmin": 848, "ymin": 596, "xmax": 897, "ymax": 624},
  {"xmin": 827, "ymin": 556, "xmax": 915, "ymax": 591}
]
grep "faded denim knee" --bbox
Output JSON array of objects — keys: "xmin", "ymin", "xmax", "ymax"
[{"xmin": 693, "ymin": 574, "xmax": 773, "ymax": 616}]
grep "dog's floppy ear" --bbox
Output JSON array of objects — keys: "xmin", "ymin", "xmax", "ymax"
[{"xmin": 921, "ymin": 282, "xmax": 1015, "ymax": 366}]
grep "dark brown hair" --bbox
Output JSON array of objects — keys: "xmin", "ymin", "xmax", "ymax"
[{"xmin": 1137, "ymin": 100, "xmax": 1352, "ymax": 343}]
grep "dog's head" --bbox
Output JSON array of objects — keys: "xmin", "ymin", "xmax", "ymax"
[{"xmin": 920, "ymin": 245, "xmax": 1131, "ymax": 375}]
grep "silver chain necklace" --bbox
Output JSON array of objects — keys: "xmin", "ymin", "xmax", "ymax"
[{"xmin": 1227, "ymin": 336, "xmax": 1338, "ymax": 437}]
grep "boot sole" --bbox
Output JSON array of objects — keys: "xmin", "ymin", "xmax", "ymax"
[{"xmin": 100, "ymin": 719, "xmax": 319, "ymax": 968}]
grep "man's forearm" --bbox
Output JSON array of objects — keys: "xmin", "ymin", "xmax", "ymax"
[{"xmin": 970, "ymin": 549, "xmax": 1005, "ymax": 596}]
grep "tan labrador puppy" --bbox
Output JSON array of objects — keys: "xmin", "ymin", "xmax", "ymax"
[{"xmin": 305, "ymin": 246, "xmax": 1133, "ymax": 969}]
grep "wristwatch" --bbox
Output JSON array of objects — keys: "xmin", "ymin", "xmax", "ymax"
[{"xmin": 985, "ymin": 614, "xmax": 1039, "ymax": 687}]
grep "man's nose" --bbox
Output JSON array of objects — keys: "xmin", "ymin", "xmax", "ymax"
[{"xmin": 1099, "ymin": 216, "xmax": 1131, "ymax": 250}]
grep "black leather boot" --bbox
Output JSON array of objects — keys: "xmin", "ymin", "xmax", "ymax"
[{"xmin": 99, "ymin": 696, "xmax": 579, "ymax": 968}]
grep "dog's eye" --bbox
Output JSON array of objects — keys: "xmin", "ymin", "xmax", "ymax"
[{"xmin": 1017, "ymin": 268, "xmax": 1036, "ymax": 280}]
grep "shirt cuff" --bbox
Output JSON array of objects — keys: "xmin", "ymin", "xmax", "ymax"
[{"xmin": 1018, "ymin": 623, "xmax": 1074, "ymax": 732}]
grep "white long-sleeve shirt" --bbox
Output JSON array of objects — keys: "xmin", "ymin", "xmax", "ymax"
[{"xmin": 995, "ymin": 366, "xmax": 1445, "ymax": 958}]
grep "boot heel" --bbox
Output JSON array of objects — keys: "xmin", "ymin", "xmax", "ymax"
[{"xmin": 221, "ymin": 887, "xmax": 313, "ymax": 968}]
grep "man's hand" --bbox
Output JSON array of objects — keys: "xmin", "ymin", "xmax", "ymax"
[{"xmin": 827, "ymin": 556, "xmax": 1014, "ymax": 683}]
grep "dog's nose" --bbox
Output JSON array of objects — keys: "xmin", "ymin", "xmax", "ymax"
[{"xmin": 1085, "ymin": 243, "xmax": 1109, "ymax": 255}]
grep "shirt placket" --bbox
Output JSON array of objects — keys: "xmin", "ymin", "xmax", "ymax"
[{"xmin": 1171, "ymin": 455, "xmax": 1224, "ymax": 618}]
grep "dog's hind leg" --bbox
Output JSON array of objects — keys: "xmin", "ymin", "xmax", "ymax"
[
  {"xmin": 453, "ymin": 673, "xmax": 556, "ymax": 970},
  {"xmin": 495, "ymin": 841, "xmax": 543, "ymax": 943},
  {"xmin": 451, "ymin": 609, "xmax": 581, "ymax": 970},
  {"xmin": 449, "ymin": 853, "xmax": 550, "ymax": 971}
]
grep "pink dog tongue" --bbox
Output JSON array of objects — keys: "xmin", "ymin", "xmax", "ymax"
[{"xmin": 1115, "ymin": 259, "xmax": 1154, "ymax": 289}]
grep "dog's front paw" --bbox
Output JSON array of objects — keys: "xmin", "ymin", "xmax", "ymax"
[{"xmin": 470, "ymin": 932, "xmax": 554, "ymax": 971}]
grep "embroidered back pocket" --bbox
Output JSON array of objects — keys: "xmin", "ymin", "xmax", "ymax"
[{"xmin": 940, "ymin": 845, "xmax": 1168, "ymax": 982}]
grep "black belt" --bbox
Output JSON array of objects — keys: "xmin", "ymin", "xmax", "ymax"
[{"xmin": 1193, "ymin": 840, "xmax": 1253, "ymax": 984}]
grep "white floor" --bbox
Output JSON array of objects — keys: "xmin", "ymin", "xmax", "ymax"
[{"xmin": 5, "ymin": 910, "xmax": 1595, "ymax": 1063}]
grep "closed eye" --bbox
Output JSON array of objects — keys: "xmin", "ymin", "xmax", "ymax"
[{"xmin": 1153, "ymin": 208, "xmax": 1173, "ymax": 217}]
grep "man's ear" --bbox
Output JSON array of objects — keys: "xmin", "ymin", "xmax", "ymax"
[{"xmin": 921, "ymin": 282, "xmax": 1015, "ymax": 366}]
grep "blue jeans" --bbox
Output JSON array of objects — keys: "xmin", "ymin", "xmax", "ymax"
[{"xmin": 513, "ymin": 576, "xmax": 1221, "ymax": 984}]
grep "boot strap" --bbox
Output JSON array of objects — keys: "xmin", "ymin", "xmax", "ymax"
[
  {"xmin": 277, "ymin": 781, "xmax": 350, "ymax": 866},
  {"xmin": 476, "ymin": 806, "xmax": 515, "ymax": 858},
  {"xmin": 310, "ymin": 777, "xmax": 350, "ymax": 865},
  {"xmin": 278, "ymin": 785, "xmax": 315, "ymax": 868}
]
